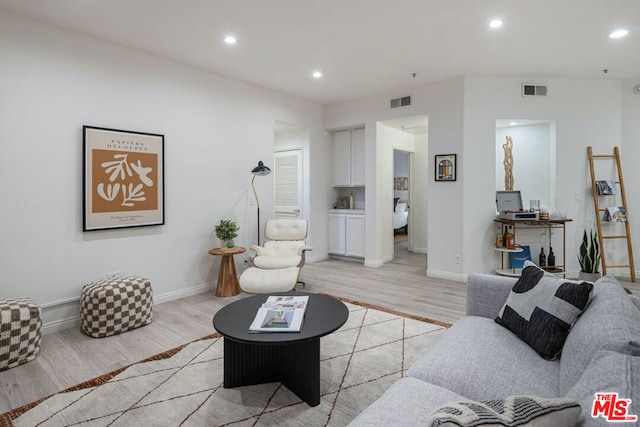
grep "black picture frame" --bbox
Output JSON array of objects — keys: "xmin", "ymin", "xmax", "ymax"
[
  {"xmin": 83, "ymin": 125, "xmax": 165, "ymax": 231},
  {"xmin": 435, "ymin": 154, "xmax": 457, "ymax": 182}
]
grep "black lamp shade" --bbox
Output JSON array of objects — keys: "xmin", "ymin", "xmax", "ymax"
[{"xmin": 251, "ymin": 161, "xmax": 271, "ymax": 176}]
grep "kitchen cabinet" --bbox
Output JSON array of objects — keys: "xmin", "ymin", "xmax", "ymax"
[
  {"xmin": 328, "ymin": 210, "xmax": 365, "ymax": 258},
  {"xmin": 333, "ymin": 129, "xmax": 365, "ymax": 187}
]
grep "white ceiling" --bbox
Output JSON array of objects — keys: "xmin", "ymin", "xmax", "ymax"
[{"xmin": 1, "ymin": 0, "xmax": 639, "ymax": 105}]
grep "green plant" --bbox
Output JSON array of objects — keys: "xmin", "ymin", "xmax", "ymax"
[
  {"xmin": 214, "ymin": 219, "xmax": 239, "ymax": 241},
  {"xmin": 577, "ymin": 229, "xmax": 600, "ymax": 273}
]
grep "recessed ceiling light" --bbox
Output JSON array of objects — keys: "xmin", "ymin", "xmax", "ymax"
[
  {"xmin": 312, "ymin": 71, "xmax": 322, "ymax": 79},
  {"xmin": 489, "ymin": 19, "xmax": 503, "ymax": 29},
  {"xmin": 608, "ymin": 29, "xmax": 629, "ymax": 39},
  {"xmin": 509, "ymin": 122, "xmax": 518, "ymax": 126},
  {"xmin": 224, "ymin": 35, "xmax": 237, "ymax": 44}
]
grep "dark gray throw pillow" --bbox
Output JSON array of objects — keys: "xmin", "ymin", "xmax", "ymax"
[{"xmin": 495, "ymin": 261, "xmax": 593, "ymax": 360}]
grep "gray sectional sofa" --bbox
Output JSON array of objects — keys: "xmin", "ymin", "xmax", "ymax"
[{"xmin": 349, "ymin": 271, "xmax": 640, "ymax": 426}]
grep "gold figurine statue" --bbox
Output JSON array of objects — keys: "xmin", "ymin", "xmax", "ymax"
[{"xmin": 503, "ymin": 136, "xmax": 514, "ymax": 190}]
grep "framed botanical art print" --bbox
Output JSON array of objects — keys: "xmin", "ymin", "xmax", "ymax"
[
  {"xmin": 435, "ymin": 154, "xmax": 457, "ymax": 182},
  {"xmin": 83, "ymin": 126, "xmax": 165, "ymax": 231}
]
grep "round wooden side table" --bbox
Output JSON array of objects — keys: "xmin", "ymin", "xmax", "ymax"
[{"xmin": 208, "ymin": 247, "xmax": 246, "ymax": 297}]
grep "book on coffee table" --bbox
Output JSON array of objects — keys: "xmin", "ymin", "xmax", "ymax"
[{"xmin": 249, "ymin": 295, "xmax": 309, "ymax": 333}]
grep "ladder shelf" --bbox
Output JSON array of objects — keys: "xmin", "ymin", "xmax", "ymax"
[{"xmin": 587, "ymin": 146, "xmax": 635, "ymax": 281}]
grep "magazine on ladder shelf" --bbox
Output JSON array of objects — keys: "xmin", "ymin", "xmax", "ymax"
[{"xmin": 249, "ymin": 295, "xmax": 309, "ymax": 333}]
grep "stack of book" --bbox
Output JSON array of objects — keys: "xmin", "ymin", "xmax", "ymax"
[{"xmin": 249, "ymin": 295, "xmax": 309, "ymax": 333}]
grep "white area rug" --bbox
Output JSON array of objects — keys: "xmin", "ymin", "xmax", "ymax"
[{"xmin": 6, "ymin": 300, "xmax": 449, "ymax": 426}]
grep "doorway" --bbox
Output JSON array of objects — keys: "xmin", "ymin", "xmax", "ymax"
[
  {"xmin": 393, "ymin": 149, "xmax": 411, "ymax": 255},
  {"xmin": 273, "ymin": 149, "xmax": 303, "ymax": 219},
  {"xmin": 379, "ymin": 115, "xmax": 428, "ymax": 264}
]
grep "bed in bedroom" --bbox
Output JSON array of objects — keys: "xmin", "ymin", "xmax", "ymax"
[{"xmin": 393, "ymin": 200, "xmax": 408, "ymax": 234}]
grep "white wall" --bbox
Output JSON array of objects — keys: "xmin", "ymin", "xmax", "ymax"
[
  {"xmin": 495, "ymin": 123, "xmax": 553, "ymax": 207},
  {"xmin": 463, "ymin": 76, "xmax": 635, "ymax": 277},
  {"xmin": 0, "ymin": 10, "xmax": 326, "ymax": 331},
  {"xmin": 621, "ymin": 79, "xmax": 640, "ymax": 272},
  {"xmin": 325, "ymin": 75, "xmax": 637, "ymax": 281},
  {"xmin": 394, "ymin": 150, "xmax": 409, "ymax": 201},
  {"xmin": 324, "ymin": 79, "xmax": 464, "ymax": 273}
]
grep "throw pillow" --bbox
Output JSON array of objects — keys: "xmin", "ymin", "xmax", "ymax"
[
  {"xmin": 495, "ymin": 260, "xmax": 593, "ymax": 360},
  {"xmin": 428, "ymin": 395, "xmax": 581, "ymax": 427}
]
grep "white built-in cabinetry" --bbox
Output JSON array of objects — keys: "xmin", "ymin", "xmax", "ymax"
[
  {"xmin": 328, "ymin": 210, "xmax": 365, "ymax": 258},
  {"xmin": 333, "ymin": 129, "xmax": 365, "ymax": 187}
]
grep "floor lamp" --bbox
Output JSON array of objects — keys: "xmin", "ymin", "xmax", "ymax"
[{"xmin": 251, "ymin": 161, "xmax": 271, "ymax": 245}]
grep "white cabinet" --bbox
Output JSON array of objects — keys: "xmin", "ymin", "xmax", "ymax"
[
  {"xmin": 346, "ymin": 214, "xmax": 365, "ymax": 257},
  {"xmin": 328, "ymin": 214, "xmax": 346, "ymax": 254},
  {"xmin": 333, "ymin": 129, "xmax": 365, "ymax": 187},
  {"xmin": 328, "ymin": 210, "xmax": 365, "ymax": 258}
]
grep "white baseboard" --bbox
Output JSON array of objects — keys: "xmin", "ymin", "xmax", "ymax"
[
  {"xmin": 40, "ymin": 282, "xmax": 215, "ymax": 335},
  {"xmin": 427, "ymin": 269, "xmax": 467, "ymax": 282}
]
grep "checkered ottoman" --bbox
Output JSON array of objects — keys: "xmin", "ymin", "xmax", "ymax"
[
  {"xmin": 0, "ymin": 297, "xmax": 42, "ymax": 371},
  {"xmin": 80, "ymin": 275, "xmax": 153, "ymax": 338}
]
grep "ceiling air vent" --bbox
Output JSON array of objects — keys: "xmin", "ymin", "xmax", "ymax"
[
  {"xmin": 522, "ymin": 84, "xmax": 548, "ymax": 97},
  {"xmin": 390, "ymin": 96, "xmax": 411, "ymax": 108}
]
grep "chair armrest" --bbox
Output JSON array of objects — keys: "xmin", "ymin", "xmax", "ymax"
[
  {"xmin": 250, "ymin": 245, "xmax": 266, "ymax": 256},
  {"xmin": 298, "ymin": 245, "xmax": 313, "ymax": 256},
  {"xmin": 466, "ymin": 273, "xmax": 517, "ymax": 319}
]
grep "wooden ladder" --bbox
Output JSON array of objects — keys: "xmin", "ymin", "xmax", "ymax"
[{"xmin": 587, "ymin": 146, "xmax": 635, "ymax": 281}]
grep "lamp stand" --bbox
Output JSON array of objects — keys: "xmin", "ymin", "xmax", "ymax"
[{"xmin": 251, "ymin": 175, "xmax": 261, "ymax": 246}]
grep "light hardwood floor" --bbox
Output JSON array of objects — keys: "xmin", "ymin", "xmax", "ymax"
[
  {"xmin": 0, "ymin": 243, "xmax": 465, "ymax": 414},
  {"xmin": 2, "ymin": 243, "xmax": 637, "ymax": 415}
]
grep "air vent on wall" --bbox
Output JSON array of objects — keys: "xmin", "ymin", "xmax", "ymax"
[
  {"xmin": 522, "ymin": 84, "xmax": 548, "ymax": 97},
  {"xmin": 390, "ymin": 96, "xmax": 411, "ymax": 108}
]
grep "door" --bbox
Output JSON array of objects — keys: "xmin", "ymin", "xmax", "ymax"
[
  {"xmin": 274, "ymin": 149, "xmax": 303, "ymax": 219},
  {"xmin": 333, "ymin": 131, "xmax": 351, "ymax": 186},
  {"xmin": 346, "ymin": 214, "xmax": 365, "ymax": 257},
  {"xmin": 328, "ymin": 214, "xmax": 346, "ymax": 254}
]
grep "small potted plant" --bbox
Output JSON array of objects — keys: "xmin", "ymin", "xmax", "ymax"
[
  {"xmin": 577, "ymin": 229, "xmax": 601, "ymax": 281},
  {"xmin": 215, "ymin": 219, "xmax": 239, "ymax": 248}
]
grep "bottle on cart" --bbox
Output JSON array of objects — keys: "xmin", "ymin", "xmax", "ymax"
[
  {"xmin": 548, "ymin": 247, "xmax": 555, "ymax": 268},
  {"xmin": 539, "ymin": 247, "xmax": 547, "ymax": 267},
  {"xmin": 506, "ymin": 226, "xmax": 515, "ymax": 249},
  {"xmin": 502, "ymin": 226, "xmax": 509, "ymax": 247}
]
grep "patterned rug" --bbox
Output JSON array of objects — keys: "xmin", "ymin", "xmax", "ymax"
[{"xmin": 2, "ymin": 299, "xmax": 450, "ymax": 427}]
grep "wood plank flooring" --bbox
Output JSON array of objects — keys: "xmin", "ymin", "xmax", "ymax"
[
  {"xmin": 2, "ymin": 242, "xmax": 637, "ymax": 415},
  {"xmin": 0, "ymin": 243, "xmax": 464, "ymax": 415}
]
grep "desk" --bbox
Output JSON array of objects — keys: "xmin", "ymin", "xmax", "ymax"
[{"xmin": 208, "ymin": 247, "xmax": 246, "ymax": 297}]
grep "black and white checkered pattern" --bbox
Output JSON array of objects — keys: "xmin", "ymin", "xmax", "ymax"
[
  {"xmin": 80, "ymin": 275, "xmax": 153, "ymax": 338},
  {"xmin": 0, "ymin": 297, "xmax": 42, "ymax": 371}
]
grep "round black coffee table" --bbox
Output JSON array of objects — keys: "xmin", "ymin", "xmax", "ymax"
[{"xmin": 213, "ymin": 292, "xmax": 349, "ymax": 407}]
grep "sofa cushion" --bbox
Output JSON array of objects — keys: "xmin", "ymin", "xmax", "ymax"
[
  {"xmin": 495, "ymin": 261, "xmax": 593, "ymax": 360},
  {"xmin": 407, "ymin": 316, "xmax": 560, "ymax": 400},
  {"xmin": 348, "ymin": 377, "xmax": 469, "ymax": 427},
  {"xmin": 559, "ymin": 275, "xmax": 640, "ymax": 395},
  {"xmin": 565, "ymin": 350, "xmax": 639, "ymax": 426},
  {"xmin": 428, "ymin": 395, "xmax": 581, "ymax": 427}
]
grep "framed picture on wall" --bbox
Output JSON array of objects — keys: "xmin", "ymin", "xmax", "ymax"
[
  {"xmin": 83, "ymin": 126, "xmax": 165, "ymax": 231},
  {"xmin": 337, "ymin": 196, "xmax": 350, "ymax": 209},
  {"xmin": 435, "ymin": 154, "xmax": 457, "ymax": 182},
  {"xmin": 396, "ymin": 177, "xmax": 409, "ymax": 190}
]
